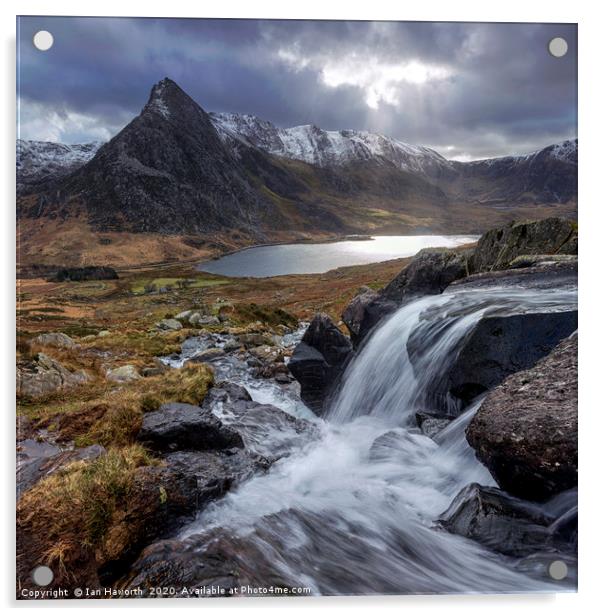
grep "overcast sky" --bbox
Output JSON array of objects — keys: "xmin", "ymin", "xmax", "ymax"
[{"xmin": 17, "ymin": 17, "xmax": 577, "ymax": 161}]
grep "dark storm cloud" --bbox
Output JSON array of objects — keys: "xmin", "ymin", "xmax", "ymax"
[{"xmin": 16, "ymin": 17, "xmax": 577, "ymax": 159}]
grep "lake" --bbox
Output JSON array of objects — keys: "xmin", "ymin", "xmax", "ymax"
[{"xmin": 198, "ymin": 235, "xmax": 479, "ymax": 278}]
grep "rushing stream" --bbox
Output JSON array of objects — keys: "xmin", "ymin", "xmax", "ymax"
[{"xmin": 165, "ymin": 280, "xmax": 577, "ymax": 595}]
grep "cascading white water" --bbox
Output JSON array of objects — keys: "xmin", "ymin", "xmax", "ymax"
[{"xmin": 178, "ymin": 282, "xmax": 577, "ymax": 595}]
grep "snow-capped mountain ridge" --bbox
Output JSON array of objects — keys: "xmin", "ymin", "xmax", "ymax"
[{"xmin": 209, "ymin": 111, "xmax": 453, "ymax": 176}]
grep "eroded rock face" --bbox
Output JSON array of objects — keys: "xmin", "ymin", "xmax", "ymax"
[
  {"xmin": 288, "ymin": 314, "xmax": 353, "ymax": 414},
  {"xmin": 467, "ymin": 335, "xmax": 577, "ymax": 501},
  {"xmin": 16, "ymin": 353, "xmax": 89, "ymax": 398},
  {"xmin": 342, "ymin": 286, "xmax": 378, "ymax": 345},
  {"xmin": 468, "ymin": 218, "xmax": 577, "ymax": 273},
  {"xmin": 350, "ymin": 248, "xmax": 469, "ymax": 345},
  {"xmin": 138, "ymin": 402, "xmax": 244, "ymax": 452},
  {"xmin": 445, "ymin": 310, "xmax": 577, "ymax": 408},
  {"xmin": 438, "ymin": 483, "xmax": 576, "ymax": 557}
]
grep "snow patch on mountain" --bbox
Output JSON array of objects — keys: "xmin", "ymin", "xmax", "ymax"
[
  {"xmin": 17, "ymin": 139, "xmax": 102, "ymax": 186},
  {"xmin": 209, "ymin": 112, "xmax": 455, "ymax": 176}
]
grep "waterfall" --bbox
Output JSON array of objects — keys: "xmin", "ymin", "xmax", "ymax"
[{"xmin": 178, "ymin": 282, "xmax": 577, "ymax": 594}]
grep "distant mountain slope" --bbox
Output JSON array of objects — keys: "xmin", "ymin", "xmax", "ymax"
[
  {"xmin": 17, "ymin": 78, "xmax": 577, "ymax": 246},
  {"xmin": 17, "ymin": 140, "xmax": 101, "ymax": 193}
]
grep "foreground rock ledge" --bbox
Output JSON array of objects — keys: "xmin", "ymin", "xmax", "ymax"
[{"xmin": 467, "ymin": 334, "xmax": 577, "ymax": 501}]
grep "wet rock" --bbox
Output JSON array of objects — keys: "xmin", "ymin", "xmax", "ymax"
[
  {"xmin": 156, "ymin": 318, "xmax": 183, "ymax": 331},
  {"xmin": 342, "ymin": 286, "xmax": 378, "ymax": 345},
  {"xmin": 17, "ymin": 444, "xmax": 107, "ymax": 495},
  {"xmin": 288, "ymin": 313, "xmax": 353, "ymax": 414},
  {"xmin": 438, "ymin": 483, "xmax": 576, "ymax": 558},
  {"xmin": 17, "ymin": 353, "xmax": 89, "ymax": 398},
  {"xmin": 185, "ymin": 347, "xmax": 225, "ymax": 363},
  {"xmin": 31, "ymin": 332, "xmax": 76, "ymax": 349},
  {"xmin": 468, "ymin": 218, "xmax": 577, "ymax": 273},
  {"xmin": 467, "ymin": 335, "xmax": 577, "ymax": 501},
  {"xmin": 202, "ymin": 382, "xmax": 318, "ymax": 458},
  {"xmin": 222, "ymin": 339, "xmax": 242, "ymax": 353},
  {"xmin": 415, "ymin": 411, "xmax": 453, "ymax": 438},
  {"xmin": 138, "ymin": 402, "xmax": 244, "ymax": 452},
  {"xmin": 163, "ymin": 449, "xmax": 271, "ymax": 503},
  {"xmin": 369, "ymin": 429, "xmax": 437, "ymax": 463},
  {"xmin": 353, "ymin": 249, "xmax": 468, "ymax": 345},
  {"xmin": 106, "ymin": 364, "xmax": 141, "ymax": 383},
  {"xmin": 448, "ymin": 310, "xmax": 577, "ymax": 408}
]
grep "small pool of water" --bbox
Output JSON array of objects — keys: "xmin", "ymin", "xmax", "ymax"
[{"xmin": 198, "ymin": 235, "xmax": 478, "ymax": 278}]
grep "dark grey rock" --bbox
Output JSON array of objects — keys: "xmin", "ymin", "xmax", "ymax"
[
  {"xmin": 438, "ymin": 483, "xmax": 576, "ymax": 557},
  {"xmin": 288, "ymin": 313, "xmax": 353, "ymax": 414},
  {"xmin": 138, "ymin": 402, "xmax": 244, "ymax": 452},
  {"xmin": 467, "ymin": 335, "xmax": 577, "ymax": 501}
]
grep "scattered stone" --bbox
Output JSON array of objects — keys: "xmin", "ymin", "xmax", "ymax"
[
  {"xmin": 155, "ymin": 318, "xmax": 183, "ymax": 331},
  {"xmin": 288, "ymin": 313, "xmax": 353, "ymax": 414},
  {"xmin": 141, "ymin": 359, "xmax": 169, "ymax": 377},
  {"xmin": 467, "ymin": 335, "xmax": 577, "ymax": 501},
  {"xmin": 31, "ymin": 332, "xmax": 76, "ymax": 349},
  {"xmin": 17, "ymin": 353, "xmax": 89, "ymax": 398},
  {"xmin": 97, "ymin": 330, "xmax": 111, "ymax": 337},
  {"xmin": 174, "ymin": 310, "xmax": 194, "ymax": 322},
  {"xmin": 106, "ymin": 364, "xmax": 141, "ymax": 383},
  {"xmin": 185, "ymin": 348, "xmax": 225, "ymax": 363},
  {"xmin": 138, "ymin": 402, "xmax": 244, "ymax": 452},
  {"xmin": 189, "ymin": 314, "xmax": 219, "ymax": 327}
]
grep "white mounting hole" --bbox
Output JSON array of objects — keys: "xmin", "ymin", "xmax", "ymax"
[
  {"xmin": 548, "ymin": 37, "xmax": 568, "ymax": 58},
  {"xmin": 33, "ymin": 30, "xmax": 54, "ymax": 51}
]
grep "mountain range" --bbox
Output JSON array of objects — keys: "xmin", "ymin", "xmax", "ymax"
[{"xmin": 17, "ymin": 78, "xmax": 577, "ymax": 257}]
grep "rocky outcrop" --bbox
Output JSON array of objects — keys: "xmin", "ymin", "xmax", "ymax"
[
  {"xmin": 468, "ymin": 218, "xmax": 577, "ymax": 273},
  {"xmin": 348, "ymin": 248, "xmax": 469, "ymax": 345},
  {"xmin": 138, "ymin": 402, "xmax": 244, "ymax": 452},
  {"xmin": 466, "ymin": 334, "xmax": 577, "ymax": 501},
  {"xmin": 445, "ymin": 310, "xmax": 577, "ymax": 408},
  {"xmin": 342, "ymin": 286, "xmax": 378, "ymax": 344},
  {"xmin": 439, "ymin": 483, "xmax": 576, "ymax": 557},
  {"xmin": 16, "ymin": 353, "xmax": 89, "ymax": 399},
  {"xmin": 288, "ymin": 314, "xmax": 353, "ymax": 414}
]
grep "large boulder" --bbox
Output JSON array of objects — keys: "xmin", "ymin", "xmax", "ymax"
[
  {"xmin": 467, "ymin": 334, "xmax": 577, "ymax": 501},
  {"xmin": 438, "ymin": 483, "xmax": 576, "ymax": 557},
  {"xmin": 31, "ymin": 332, "xmax": 76, "ymax": 349},
  {"xmin": 445, "ymin": 310, "xmax": 577, "ymax": 408},
  {"xmin": 469, "ymin": 218, "xmax": 577, "ymax": 273},
  {"xmin": 342, "ymin": 286, "xmax": 378, "ymax": 345},
  {"xmin": 350, "ymin": 248, "xmax": 468, "ymax": 345},
  {"xmin": 288, "ymin": 314, "xmax": 353, "ymax": 414},
  {"xmin": 16, "ymin": 353, "xmax": 89, "ymax": 399},
  {"xmin": 138, "ymin": 402, "xmax": 244, "ymax": 452}
]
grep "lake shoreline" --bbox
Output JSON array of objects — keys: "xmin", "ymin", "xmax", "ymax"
[{"xmin": 197, "ymin": 234, "xmax": 480, "ymax": 278}]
